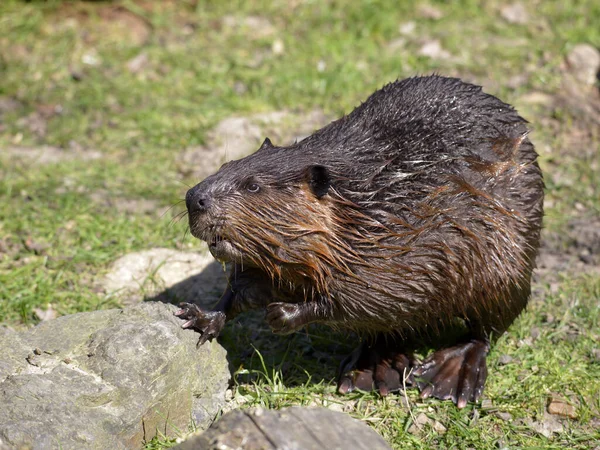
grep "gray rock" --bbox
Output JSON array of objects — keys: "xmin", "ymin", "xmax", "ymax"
[
  {"xmin": 565, "ymin": 44, "xmax": 600, "ymax": 87},
  {"xmin": 500, "ymin": 3, "xmax": 529, "ymax": 25},
  {"xmin": 177, "ymin": 110, "xmax": 330, "ymax": 180},
  {"xmin": 175, "ymin": 407, "xmax": 392, "ymax": 450},
  {"xmin": 126, "ymin": 52, "xmax": 149, "ymax": 74},
  {"xmin": 99, "ymin": 248, "xmax": 227, "ymax": 306},
  {"xmin": 0, "ymin": 302, "xmax": 230, "ymax": 450},
  {"xmin": 418, "ymin": 39, "xmax": 451, "ymax": 60}
]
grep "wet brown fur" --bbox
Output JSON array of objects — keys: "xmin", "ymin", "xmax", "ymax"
[{"xmin": 186, "ymin": 75, "xmax": 544, "ymax": 342}]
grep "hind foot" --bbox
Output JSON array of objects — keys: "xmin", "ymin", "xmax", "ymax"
[
  {"xmin": 414, "ymin": 339, "xmax": 489, "ymax": 408},
  {"xmin": 337, "ymin": 339, "xmax": 416, "ymax": 397}
]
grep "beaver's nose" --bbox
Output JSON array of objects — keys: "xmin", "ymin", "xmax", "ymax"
[{"xmin": 186, "ymin": 185, "xmax": 211, "ymax": 214}]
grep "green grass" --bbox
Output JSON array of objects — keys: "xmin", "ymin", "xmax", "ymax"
[{"xmin": 1, "ymin": 0, "xmax": 599, "ymax": 449}]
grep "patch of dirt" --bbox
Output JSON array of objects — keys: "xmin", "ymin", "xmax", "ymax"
[
  {"xmin": 536, "ymin": 217, "xmax": 600, "ymax": 284},
  {"xmin": 177, "ymin": 109, "xmax": 331, "ymax": 180},
  {"xmin": 0, "ymin": 96, "xmax": 22, "ymax": 115},
  {"xmin": 0, "ymin": 237, "xmax": 21, "ymax": 260}
]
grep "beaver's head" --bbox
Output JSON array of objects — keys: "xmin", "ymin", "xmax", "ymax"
[{"xmin": 186, "ymin": 138, "xmax": 343, "ymax": 287}]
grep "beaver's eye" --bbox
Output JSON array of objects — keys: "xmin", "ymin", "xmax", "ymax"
[{"xmin": 246, "ymin": 183, "xmax": 260, "ymax": 193}]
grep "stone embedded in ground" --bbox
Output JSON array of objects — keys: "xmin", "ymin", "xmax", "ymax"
[
  {"xmin": 0, "ymin": 302, "xmax": 230, "ymax": 450},
  {"xmin": 87, "ymin": 189, "xmax": 160, "ymax": 216},
  {"xmin": 565, "ymin": 44, "xmax": 600, "ymax": 87},
  {"xmin": 100, "ymin": 248, "xmax": 227, "ymax": 306},
  {"xmin": 126, "ymin": 52, "xmax": 149, "ymax": 74},
  {"xmin": 398, "ymin": 21, "xmax": 416, "ymax": 36},
  {"xmin": 547, "ymin": 394, "xmax": 578, "ymax": 419},
  {"xmin": 500, "ymin": 3, "xmax": 529, "ymax": 24},
  {"xmin": 176, "ymin": 110, "xmax": 330, "ymax": 180},
  {"xmin": 174, "ymin": 407, "xmax": 392, "ymax": 450},
  {"xmin": 525, "ymin": 412, "xmax": 564, "ymax": 438},
  {"xmin": 2, "ymin": 146, "xmax": 103, "ymax": 165},
  {"xmin": 417, "ymin": 4, "xmax": 443, "ymax": 20},
  {"xmin": 418, "ymin": 39, "xmax": 451, "ymax": 60}
]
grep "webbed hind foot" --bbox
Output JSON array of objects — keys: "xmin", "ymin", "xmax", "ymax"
[
  {"xmin": 337, "ymin": 339, "xmax": 416, "ymax": 397},
  {"xmin": 414, "ymin": 339, "xmax": 489, "ymax": 408}
]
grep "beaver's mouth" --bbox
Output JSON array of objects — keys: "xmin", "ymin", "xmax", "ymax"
[
  {"xmin": 208, "ymin": 234, "xmax": 225, "ymax": 250},
  {"xmin": 189, "ymin": 218, "xmax": 240, "ymax": 262},
  {"xmin": 205, "ymin": 232, "xmax": 238, "ymax": 262}
]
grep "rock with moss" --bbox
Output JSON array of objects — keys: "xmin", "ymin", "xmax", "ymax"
[{"xmin": 0, "ymin": 302, "xmax": 230, "ymax": 450}]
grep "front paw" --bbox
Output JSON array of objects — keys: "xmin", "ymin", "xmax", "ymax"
[
  {"xmin": 175, "ymin": 303, "xmax": 226, "ymax": 346},
  {"xmin": 265, "ymin": 302, "xmax": 303, "ymax": 335}
]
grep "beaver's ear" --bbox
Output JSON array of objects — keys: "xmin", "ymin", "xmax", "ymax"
[
  {"xmin": 306, "ymin": 165, "xmax": 330, "ymax": 199},
  {"xmin": 258, "ymin": 137, "xmax": 274, "ymax": 151}
]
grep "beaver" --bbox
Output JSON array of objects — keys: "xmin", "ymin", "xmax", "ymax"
[{"xmin": 176, "ymin": 75, "xmax": 544, "ymax": 408}]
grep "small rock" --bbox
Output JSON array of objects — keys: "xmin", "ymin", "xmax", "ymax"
[
  {"xmin": 81, "ymin": 51, "xmax": 101, "ymax": 66},
  {"xmin": 517, "ymin": 337, "xmax": 533, "ymax": 347},
  {"xmin": 432, "ymin": 420, "xmax": 447, "ymax": 433},
  {"xmin": 530, "ymin": 327, "xmax": 540, "ymax": 340},
  {"xmin": 23, "ymin": 238, "xmax": 49, "ymax": 255},
  {"xmin": 33, "ymin": 305, "xmax": 57, "ymax": 322},
  {"xmin": 518, "ymin": 91, "xmax": 554, "ymax": 106},
  {"xmin": 272, "ymin": 39, "xmax": 285, "ymax": 55},
  {"xmin": 233, "ymin": 81, "xmax": 247, "ymax": 95},
  {"xmin": 497, "ymin": 354, "xmax": 513, "ymax": 365},
  {"xmin": 387, "ymin": 38, "xmax": 407, "ymax": 52},
  {"xmin": 565, "ymin": 44, "xmax": 600, "ymax": 87},
  {"xmin": 126, "ymin": 52, "xmax": 149, "ymax": 74},
  {"xmin": 409, "ymin": 412, "xmax": 436, "ymax": 433},
  {"xmin": 591, "ymin": 348, "xmax": 600, "ymax": 362},
  {"xmin": 500, "ymin": 3, "xmax": 529, "ymax": 24},
  {"xmin": 418, "ymin": 4, "xmax": 443, "ymax": 20},
  {"xmin": 398, "ymin": 21, "xmax": 416, "ymax": 36},
  {"xmin": 418, "ymin": 39, "xmax": 451, "ymax": 60},
  {"xmin": 496, "ymin": 411, "xmax": 513, "ymax": 422},
  {"xmin": 507, "ymin": 73, "xmax": 528, "ymax": 89},
  {"xmin": 415, "ymin": 412, "xmax": 431, "ymax": 426},
  {"xmin": 4, "ymin": 146, "xmax": 103, "ymax": 165},
  {"xmin": 480, "ymin": 399, "xmax": 494, "ymax": 410},
  {"xmin": 547, "ymin": 395, "xmax": 578, "ymax": 419},
  {"xmin": 526, "ymin": 413, "xmax": 564, "ymax": 438},
  {"xmin": 177, "ymin": 110, "xmax": 330, "ymax": 180}
]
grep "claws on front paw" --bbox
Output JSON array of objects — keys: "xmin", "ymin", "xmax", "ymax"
[{"xmin": 175, "ymin": 302, "xmax": 226, "ymax": 346}]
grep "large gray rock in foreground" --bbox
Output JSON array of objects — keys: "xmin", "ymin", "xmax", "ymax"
[
  {"xmin": 175, "ymin": 407, "xmax": 392, "ymax": 450},
  {"xmin": 0, "ymin": 302, "xmax": 230, "ymax": 450}
]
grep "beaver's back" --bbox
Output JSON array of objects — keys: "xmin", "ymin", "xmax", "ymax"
[{"xmin": 290, "ymin": 76, "xmax": 544, "ymax": 337}]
